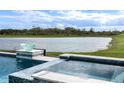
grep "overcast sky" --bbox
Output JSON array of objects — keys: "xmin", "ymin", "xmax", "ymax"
[{"xmin": 0, "ymin": 10, "xmax": 124, "ymax": 30}]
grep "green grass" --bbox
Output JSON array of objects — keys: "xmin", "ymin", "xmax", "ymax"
[
  {"xmin": 0, "ymin": 49, "xmax": 15, "ymax": 53},
  {"xmin": 0, "ymin": 34, "xmax": 112, "ymax": 38},
  {"xmin": 1, "ymin": 34, "xmax": 124, "ymax": 58}
]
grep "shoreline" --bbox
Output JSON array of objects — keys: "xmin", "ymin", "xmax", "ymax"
[{"xmin": 0, "ymin": 36, "xmax": 112, "ymax": 38}]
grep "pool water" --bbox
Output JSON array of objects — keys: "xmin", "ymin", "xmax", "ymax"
[
  {"xmin": 0, "ymin": 56, "xmax": 43, "ymax": 83},
  {"xmin": 46, "ymin": 60, "xmax": 124, "ymax": 82}
]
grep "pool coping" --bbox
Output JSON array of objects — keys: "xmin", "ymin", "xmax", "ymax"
[
  {"xmin": 60, "ymin": 54, "xmax": 124, "ymax": 66},
  {"xmin": 0, "ymin": 51, "xmax": 58, "ymax": 62},
  {"xmin": 1, "ymin": 51, "xmax": 124, "ymax": 62},
  {"xmin": 60, "ymin": 54, "xmax": 124, "ymax": 61},
  {"xmin": 0, "ymin": 52, "xmax": 16, "ymax": 57}
]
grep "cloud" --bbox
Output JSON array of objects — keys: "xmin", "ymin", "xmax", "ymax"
[
  {"xmin": 1, "ymin": 10, "xmax": 124, "ymax": 29},
  {"xmin": 55, "ymin": 10, "xmax": 124, "ymax": 25},
  {"xmin": 13, "ymin": 10, "xmax": 54, "ymax": 23}
]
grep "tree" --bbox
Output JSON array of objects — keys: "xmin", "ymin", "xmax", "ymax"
[{"xmin": 89, "ymin": 27, "xmax": 94, "ymax": 33}]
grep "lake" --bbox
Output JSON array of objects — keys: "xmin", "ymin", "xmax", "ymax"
[{"xmin": 0, "ymin": 37, "xmax": 112, "ymax": 52}]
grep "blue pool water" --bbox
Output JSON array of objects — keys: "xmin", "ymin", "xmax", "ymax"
[
  {"xmin": 0, "ymin": 56, "xmax": 43, "ymax": 83},
  {"xmin": 46, "ymin": 60, "xmax": 124, "ymax": 82}
]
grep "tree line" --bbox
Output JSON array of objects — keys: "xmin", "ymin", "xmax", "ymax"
[{"xmin": 0, "ymin": 27, "xmax": 123, "ymax": 36}]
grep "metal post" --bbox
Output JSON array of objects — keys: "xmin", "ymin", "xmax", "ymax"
[{"xmin": 43, "ymin": 49, "xmax": 46, "ymax": 56}]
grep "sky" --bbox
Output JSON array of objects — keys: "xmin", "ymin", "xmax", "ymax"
[{"xmin": 0, "ymin": 10, "xmax": 124, "ymax": 31}]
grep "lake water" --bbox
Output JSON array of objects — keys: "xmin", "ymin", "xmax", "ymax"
[{"xmin": 0, "ymin": 37, "xmax": 112, "ymax": 52}]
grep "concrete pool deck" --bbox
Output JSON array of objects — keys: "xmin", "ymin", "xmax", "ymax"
[{"xmin": 32, "ymin": 56, "xmax": 59, "ymax": 62}]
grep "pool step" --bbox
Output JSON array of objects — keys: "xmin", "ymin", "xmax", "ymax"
[{"xmin": 32, "ymin": 70, "xmax": 109, "ymax": 83}]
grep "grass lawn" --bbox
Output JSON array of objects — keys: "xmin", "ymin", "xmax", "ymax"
[{"xmin": 1, "ymin": 34, "xmax": 124, "ymax": 58}]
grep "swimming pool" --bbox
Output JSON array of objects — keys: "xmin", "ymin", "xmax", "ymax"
[
  {"xmin": 45, "ymin": 60, "xmax": 124, "ymax": 82},
  {"xmin": 9, "ymin": 54, "xmax": 124, "ymax": 83},
  {"xmin": 0, "ymin": 56, "xmax": 44, "ymax": 83}
]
